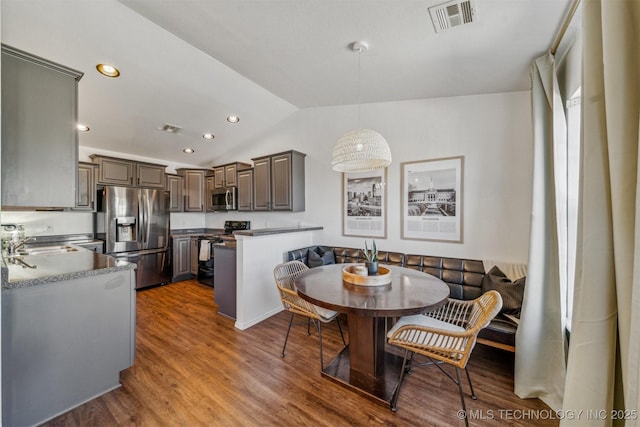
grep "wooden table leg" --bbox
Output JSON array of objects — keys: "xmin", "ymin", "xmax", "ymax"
[
  {"xmin": 348, "ymin": 314, "xmax": 386, "ymax": 378},
  {"xmin": 321, "ymin": 314, "xmax": 404, "ymax": 407}
]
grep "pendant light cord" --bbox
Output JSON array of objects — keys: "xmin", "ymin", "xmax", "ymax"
[{"xmin": 357, "ymin": 48, "xmax": 362, "ymax": 128}]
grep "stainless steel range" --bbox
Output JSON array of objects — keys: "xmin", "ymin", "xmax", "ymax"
[
  {"xmin": 223, "ymin": 220, "xmax": 251, "ymax": 236},
  {"xmin": 197, "ymin": 221, "xmax": 250, "ymax": 287}
]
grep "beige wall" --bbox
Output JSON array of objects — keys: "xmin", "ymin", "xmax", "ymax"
[{"xmin": 208, "ymin": 91, "xmax": 533, "ymax": 263}]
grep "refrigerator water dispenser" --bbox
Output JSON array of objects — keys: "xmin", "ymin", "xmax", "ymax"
[{"xmin": 115, "ymin": 217, "xmax": 136, "ymax": 242}]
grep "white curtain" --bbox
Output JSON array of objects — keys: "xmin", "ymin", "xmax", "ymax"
[
  {"xmin": 514, "ymin": 52, "xmax": 568, "ymax": 411},
  {"xmin": 561, "ymin": 0, "xmax": 640, "ymax": 425}
]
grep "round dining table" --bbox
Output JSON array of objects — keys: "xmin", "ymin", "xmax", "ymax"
[{"xmin": 295, "ymin": 263, "xmax": 450, "ymax": 407}]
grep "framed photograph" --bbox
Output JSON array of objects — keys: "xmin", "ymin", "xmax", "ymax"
[
  {"xmin": 401, "ymin": 156, "xmax": 464, "ymax": 243},
  {"xmin": 342, "ymin": 168, "xmax": 387, "ymax": 238}
]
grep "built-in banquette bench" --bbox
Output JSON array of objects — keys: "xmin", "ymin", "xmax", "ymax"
[{"xmin": 287, "ymin": 245, "xmax": 522, "ymax": 352}]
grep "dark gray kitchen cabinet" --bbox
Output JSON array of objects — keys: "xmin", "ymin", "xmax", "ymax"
[
  {"xmin": 214, "ymin": 245, "xmax": 237, "ymax": 319},
  {"xmin": 213, "ymin": 162, "xmax": 251, "ymax": 189},
  {"xmin": 213, "ymin": 167, "xmax": 225, "ymax": 190},
  {"xmin": 91, "ymin": 156, "xmax": 135, "ymax": 186},
  {"xmin": 205, "ymin": 174, "xmax": 216, "ymax": 212},
  {"xmin": 75, "ymin": 162, "xmax": 98, "ymax": 211},
  {"xmin": 1, "ymin": 45, "xmax": 83, "ymax": 209},
  {"xmin": 176, "ymin": 168, "xmax": 209, "ymax": 212},
  {"xmin": 252, "ymin": 150, "xmax": 306, "ymax": 212},
  {"xmin": 136, "ymin": 163, "xmax": 166, "ymax": 188},
  {"xmin": 237, "ymin": 168, "xmax": 254, "ymax": 211},
  {"xmin": 172, "ymin": 236, "xmax": 192, "ymax": 281},
  {"xmin": 252, "ymin": 157, "xmax": 271, "ymax": 211},
  {"xmin": 190, "ymin": 236, "xmax": 199, "ymax": 275},
  {"xmin": 90, "ymin": 155, "xmax": 166, "ymax": 188},
  {"xmin": 165, "ymin": 174, "xmax": 184, "ymax": 212}
]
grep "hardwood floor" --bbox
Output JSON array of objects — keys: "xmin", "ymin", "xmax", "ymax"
[{"xmin": 43, "ymin": 280, "xmax": 557, "ymax": 427}]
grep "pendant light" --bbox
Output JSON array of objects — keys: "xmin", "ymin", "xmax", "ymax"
[{"xmin": 331, "ymin": 41, "xmax": 392, "ymax": 172}]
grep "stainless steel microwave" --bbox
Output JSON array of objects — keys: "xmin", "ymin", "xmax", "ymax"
[{"xmin": 211, "ymin": 187, "xmax": 237, "ymax": 211}]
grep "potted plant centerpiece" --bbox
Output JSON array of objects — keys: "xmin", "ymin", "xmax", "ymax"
[{"xmin": 362, "ymin": 240, "xmax": 379, "ymax": 275}]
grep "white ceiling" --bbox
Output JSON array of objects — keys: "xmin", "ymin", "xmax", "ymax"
[{"xmin": 1, "ymin": 0, "xmax": 571, "ymax": 167}]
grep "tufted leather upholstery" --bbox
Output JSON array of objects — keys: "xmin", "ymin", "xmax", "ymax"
[{"xmin": 286, "ymin": 245, "xmax": 518, "ymax": 351}]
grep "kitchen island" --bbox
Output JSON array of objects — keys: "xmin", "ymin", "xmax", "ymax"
[{"xmin": 2, "ymin": 249, "xmax": 136, "ymax": 427}]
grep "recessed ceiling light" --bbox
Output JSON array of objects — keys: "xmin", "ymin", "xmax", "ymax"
[
  {"xmin": 183, "ymin": 148, "xmax": 195, "ymax": 154},
  {"xmin": 226, "ymin": 116, "xmax": 240, "ymax": 123},
  {"xmin": 203, "ymin": 133, "xmax": 215, "ymax": 140},
  {"xmin": 76, "ymin": 124, "xmax": 90, "ymax": 132},
  {"xmin": 96, "ymin": 63, "xmax": 120, "ymax": 78}
]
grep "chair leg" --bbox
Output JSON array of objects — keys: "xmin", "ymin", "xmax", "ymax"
[
  {"xmin": 281, "ymin": 313, "xmax": 295, "ymax": 358},
  {"xmin": 307, "ymin": 317, "xmax": 312, "ymax": 335},
  {"xmin": 465, "ymin": 367, "xmax": 477, "ymax": 400},
  {"xmin": 318, "ymin": 322, "xmax": 324, "ymax": 371},
  {"xmin": 406, "ymin": 351, "xmax": 416, "ymax": 375},
  {"xmin": 455, "ymin": 367, "xmax": 469, "ymax": 427},
  {"xmin": 391, "ymin": 349, "xmax": 410, "ymax": 412}
]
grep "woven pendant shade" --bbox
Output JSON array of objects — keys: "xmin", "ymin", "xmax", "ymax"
[
  {"xmin": 331, "ymin": 128, "xmax": 392, "ymax": 172},
  {"xmin": 331, "ymin": 41, "xmax": 391, "ymax": 172}
]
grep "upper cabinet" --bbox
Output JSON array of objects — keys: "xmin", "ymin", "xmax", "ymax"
[
  {"xmin": 176, "ymin": 168, "xmax": 210, "ymax": 212},
  {"xmin": 74, "ymin": 162, "xmax": 98, "ymax": 211},
  {"xmin": 92, "ymin": 156, "xmax": 135, "ymax": 186},
  {"xmin": 165, "ymin": 174, "xmax": 184, "ymax": 212},
  {"xmin": 90, "ymin": 155, "xmax": 166, "ymax": 188},
  {"xmin": 136, "ymin": 163, "xmax": 166, "ymax": 188},
  {"xmin": 252, "ymin": 150, "xmax": 306, "ymax": 212},
  {"xmin": 237, "ymin": 168, "xmax": 254, "ymax": 211},
  {"xmin": 213, "ymin": 162, "xmax": 251, "ymax": 189},
  {"xmin": 1, "ymin": 44, "xmax": 83, "ymax": 209},
  {"xmin": 205, "ymin": 174, "xmax": 216, "ymax": 212}
]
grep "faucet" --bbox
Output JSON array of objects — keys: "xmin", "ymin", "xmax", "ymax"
[
  {"xmin": 7, "ymin": 256, "xmax": 37, "ymax": 269},
  {"xmin": 7, "ymin": 236, "xmax": 36, "ymax": 255}
]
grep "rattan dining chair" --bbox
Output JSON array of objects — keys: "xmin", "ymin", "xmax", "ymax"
[
  {"xmin": 273, "ymin": 260, "xmax": 346, "ymax": 371},
  {"xmin": 387, "ymin": 290, "xmax": 503, "ymax": 426}
]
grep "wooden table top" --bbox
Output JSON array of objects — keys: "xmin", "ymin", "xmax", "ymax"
[{"xmin": 295, "ymin": 263, "xmax": 450, "ymax": 317}]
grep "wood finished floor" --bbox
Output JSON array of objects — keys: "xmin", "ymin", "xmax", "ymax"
[{"xmin": 42, "ymin": 279, "xmax": 557, "ymax": 427}]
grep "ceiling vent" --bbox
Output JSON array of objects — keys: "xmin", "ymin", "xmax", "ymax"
[
  {"xmin": 428, "ymin": 0, "xmax": 477, "ymax": 33},
  {"xmin": 159, "ymin": 123, "xmax": 182, "ymax": 133}
]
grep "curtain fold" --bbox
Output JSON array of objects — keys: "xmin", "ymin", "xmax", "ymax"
[
  {"xmin": 561, "ymin": 0, "xmax": 640, "ymax": 425},
  {"xmin": 514, "ymin": 52, "xmax": 567, "ymax": 411}
]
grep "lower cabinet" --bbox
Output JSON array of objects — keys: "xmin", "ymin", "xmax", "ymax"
[
  {"xmin": 2, "ymin": 269, "xmax": 136, "ymax": 427},
  {"xmin": 190, "ymin": 236, "xmax": 199, "ymax": 275},
  {"xmin": 214, "ymin": 245, "xmax": 237, "ymax": 319},
  {"xmin": 172, "ymin": 236, "xmax": 192, "ymax": 281}
]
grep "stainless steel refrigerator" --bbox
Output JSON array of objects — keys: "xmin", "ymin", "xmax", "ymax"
[{"xmin": 96, "ymin": 186, "xmax": 171, "ymax": 289}]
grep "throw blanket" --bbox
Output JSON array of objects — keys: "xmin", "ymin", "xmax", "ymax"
[{"xmin": 482, "ymin": 260, "xmax": 527, "ymax": 281}]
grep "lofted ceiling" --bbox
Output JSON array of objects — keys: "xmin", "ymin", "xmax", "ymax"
[{"xmin": 1, "ymin": 0, "xmax": 571, "ymax": 167}]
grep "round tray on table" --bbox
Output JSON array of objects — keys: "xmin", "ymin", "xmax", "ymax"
[{"xmin": 342, "ymin": 264, "xmax": 391, "ymax": 287}]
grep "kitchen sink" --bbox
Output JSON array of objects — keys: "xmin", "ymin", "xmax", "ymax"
[{"xmin": 19, "ymin": 245, "xmax": 80, "ymax": 256}]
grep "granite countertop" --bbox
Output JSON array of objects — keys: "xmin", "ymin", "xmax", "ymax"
[
  {"xmin": 233, "ymin": 226, "xmax": 323, "ymax": 237},
  {"xmin": 170, "ymin": 228, "xmax": 224, "ymax": 237},
  {"xmin": 2, "ymin": 250, "xmax": 134, "ymax": 290}
]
